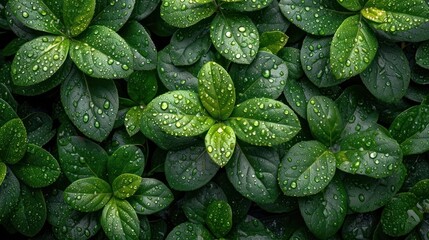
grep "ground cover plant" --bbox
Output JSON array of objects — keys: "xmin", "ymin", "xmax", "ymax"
[{"xmin": 0, "ymin": 0, "xmax": 429, "ymax": 239}]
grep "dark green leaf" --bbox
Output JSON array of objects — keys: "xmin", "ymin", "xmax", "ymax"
[
  {"xmin": 252, "ymin": 0, "xmax": 290, "ymax": 33},
  {"xmin": 205, "ymin": 200, "xmax": 232, "ymax": 238},
  {"xmin": 330, "ymin": 15, "xmax": 378, "ymax": 79},
  {"xmin": 11, "ymin": 185, "xmax": 46, "ymax": 237},
  {"xmin": 360, "ymin": 42, "xmax": 410, "ymax": 103},
  {"xmin": 91, "ymin": 0, "xmax": 136, "ymax": 31},
  {"xmin": 131, "ymin": 0, "xmax": 160, "ymax": 20},
  {"xmin": 12, "ymin": 36, "xmax": 69, "ymax": 86},
  {"xmin": 125, "ymin": 106, "xmax": 145, "ymax": 136},
  {"xmin": 166, "ymin": 222, "xmax": 213, "ymax": 240},
  {"xmin": 284, "ymin": 77, "xmax": 320, "ymax": 119},
  {"xmin": 112, "ymin": 173, "xmax": 142, "ymax": 199},
  {"xmin": 230, "ymin": 51, "xmax": 288, "ymax": 103},
  {"xmin": 0, "ymin": 118, "xmax": 27, "ymax": 164},
  {"xmin": 336, "ymin": 128, "xmax": 402, "ymax": 178},
  {"xmin": 0, "ymin": 168, "xmax": 20, "ymax": 223},
  {"xmin": 11, "ymin": 144, "xmax": 60, "ymax": 188},
  {"xmin": 23, "ymin": 112, "xmax": 56, "ymax": 146},
  {"xmin": 205, "ymin": 123, "xmax": 236, "ymax": 167},
  {"xmin": 341, "ymin": 213, "xmax": 378, "ymax": 240},
  {"xmin": 381, "ymin": 192, "xmax": 423, "ymax": 237},
  {"xmin": 144, "ymin": 90, "xmax": 215, "ymax": 137},
  {"xmin": 337, "ymin": 0, "xmax": 365, "ymax": 11},
  {"xmin": 402, "ymin": 156, "xmax": 429, "ymax": 191},
  {"xmin": 128, "ymin": 178, "xmax": 174, "ymax": 215},
  {"xmin": 58, "ymin": 136, "xmax": 108, "ymax": 182},
  {"xmin": 0, "ymin": 83, "xmax": 17, "ymax": 110},
  {"xmin": 107, "ymin": 145, "xmax": 145, "ymax": 184},
  {"xmin": 221, "ymin": 0, "xmax": 273, "ymax": 12},
  {"xmin": 344, "ymin": 163, "xmax": 406, "ymax": 213},
  {"xmin": 0, "ymin": 163, "xmax": 5, "ymax": 185},
  {"xmin": 307, "ymin": 96, "xmax": 343, "ymax": 146},
  {"xmin": 64, "ymin": 177, "xmax": 112, "ymax": 212},
  {"xmin": 8, "ymin": 0, "xmax": 65, "ymax": 34},
  {"xmin": 278, "ymin": 0, "xmax": 351, "ymax": 35},
  {"xmin": 60, "ymin": 67, "xmax": 119, "ymax": 142},
  {"xmin": 119, "ymin": 21, "xmax": 157, "ymax": 71},
  {"xmin": 127, "ymin": 70, "xmax": 158, "ymax": 105},
  {"xmin": 257, "ymin": 194, "xmax": 298, "ymax": 213},
  {"xmin": 165, "ymin": 144, "xmax": 219, "ymax": 191},
  {"xmin": 226, "ymin": 98, "xmax": 301, "ymax": 146},
  {"xmin": 63, "ymin": 0, "xmax": 95, "ymax": 36},
  {"xmin": 259, "ymin": 31, "xmax": 288, "ymax": 54},
  {"xmin": 4, "ymin": 5, "xmax": 41, "ymax": 41},
  {"xmin": 416, "ymin": 41, "xmax": 429, "ymax": 69},
  {"xmin": 101, "ymin": 198, "xmax": 139, "ymax": 240},
  {"xmin": 298, "ymin": 177, "xmax": 347, "ymax": 239},
  {"xmin": 210, "ymin": 13, "xmax": 259, "ymax": 64},
  {"xmin": 70, "ymin": 25, "xmax": 133, "ymax": 79},
  {"xmin": 278, "ymin": 47, "xmax": 304, "ymax": 82},
  {"xmin": 278, "ymin": 140, "xmax": 336, "ymax": 197},
  {"xmin": 389, "ymin": 104, "xmax": 429, "ymax": 155},
  {"xmin": 226, "ymin": 144, "xmax": 280, "ymax": 203},
  {"xmin": 139, "ymin": 216, "xmax": 152, "ymax": 240},
  {"xmin": 228, "ymin": 216, "xmax": 276, "ymax": 239},
  {"xmin": 160, "ymin": 0, "xmax": 216, "ymax": 28},
  {"xmin": 409, "ymin": 179, "xmax": 429, "ymax": 202}
]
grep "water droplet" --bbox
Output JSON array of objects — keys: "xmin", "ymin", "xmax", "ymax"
[
  {"xmin": 290, "ymin": 181, "xmax": 297, "ymax": 189},
  {"xmin": 83, "ymin": 114, "xmax": 89, "ymax": 123},
  {"xmin": 22, "ymin": 12, "xmax": 29, "ymax": 18},
  {"xmin": 160, "ymin": 102, "xmax": 168, "ymax": 110}
]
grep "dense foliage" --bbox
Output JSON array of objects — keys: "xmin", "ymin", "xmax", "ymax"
[{"xmin": 0, "ymin": 0, "xmax": 429, "ymax": 239}]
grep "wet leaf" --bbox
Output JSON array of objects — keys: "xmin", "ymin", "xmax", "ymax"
[
  {"xmin": 259, "ymin": 31, "xmax": 288, "ymax": 54},
  {"xmin": 0, "ymin": 163, "xmax": 5, "ymax": 185},
  {"xmin": 70, "ymin": 25, "xmax": 133, "ymax": 79},
  {"xmin": 205, "ymin": 123, "xmax": 236, "ymax": 167},
  {"xmin": 0, "ymin": 118, "xmax": 27, "ymax": 165},
  {"xmin": 101, "ymin": 198, "xmax": 139, "ymax": 240},
  {"xmin": 107, "ymin": 145, "xmax": 145, "ymax": 183},
  {"xmin": 63, "ymin": 0, "xmax": 95, "ymax": 36},
  {"xmin": 228, "ymin": 216, "xmax": 276, "ymax": 239},
  {"xmin": 210, "ymin": 13, "xmax": 259, "ymax": 64},
  {"xmin": 0, "ymin": 168, "xmax": 20, "ymax": 223},
  {"xmin": 341, "ymin": 212, "xmax": 378, "ymax": 240},
  {"xmin": 226, "ymin": 98, "xmax": 301, "ymax": 146},
  {"xmin": 409, "ymin": 179, "xmax": 429, "ymax": 202},
  {"xmin": 112, "ymin": 173, "xmax": 142, "ymax": 199},
  {"xmin": 330, "ymin": 15, "xmax": 378, "ymax": 79},
  {"xmin": 12, "ymin": 36, "xmax": 69, "ymax": 86},
  {"xmin": 64, "ymin": 177, "xmax": 112, "ymax": 212},
  {"xmin": 278, "ymin": 47, "xmax": 304, "ymax": 82},
  {"xmin": 416, "ymin": 41, "xmax": 429, "ymax": 69},
  {"xmin": 337, "ymin": 0, "xmax": 365, "ymax": 11},
  {"xmin": 125, "ymin": 106, "xmax": 145, "ymax": 136},
  {"xmin": 165, "ymin": 222, "xmax": 213, "ymax": 240},
  {"xmin": 160, "ymin": 0, "xmax": 216, "ymax": 28},
  {"xmin": 127, "ymin": 70, "xmax": 158, "ymax": 105},
  {"xmin": 284, "ymin": 77, "xmax": 320, "ymax": 119},
  {"xmin": 23, "ymin": 112, "xmax": 55, "ymax": 146},
  {"xmin": 205, "ymin": 200, "xmax": 232, "ymax": 238},
  {"xmin": 221, "ymin": 0, "xmax": 273, "ymax": 11},
  {"xmin": 278, "ymin": 140, "xmax": 336, "ymax": 197},
  {"xmin": 131, "ymin": 0, "xmax": 160, "ymax": 20},
  {"xmin": 251, "ymin": 0, "xmax": 290, "ymax": 33},
  {"xmin": 91, "ymin": 0, "xmax": 136, "ymax": 31}
]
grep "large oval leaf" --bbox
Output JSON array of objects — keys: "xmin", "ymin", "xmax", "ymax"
[
  {"xmin": 0, "ymin": 118, "xmax": 27, "ymax": 164},
  {"xmin": 107, "ymin": 145, "xmax": 145, "ymax": 184},
  {"xmin": 63, "ymin": 0, "xmax": 95, "ymax": 36},
  {"xmin": 205, "ymin": 123, "xmax": 236, "ymax": 167},
  {"xmin": 101, "ymin": 198, "xmax": 139, "ymax": 240},
  {"xmin": 160, "ymin": 0, "xmax": 216, "ymax": 28},
  {"xmin": 91, "ymin": 0, "xmax": 136, "ymax": 31},
  {"xmin": 0, "ymin": 168, "xmax": 20, "ymax": 223},
  {"xmin": 64, "ymin": 177, "xmax": 112, "ymax": 212}
]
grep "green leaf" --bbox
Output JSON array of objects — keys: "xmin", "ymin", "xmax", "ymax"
[
  {"xmin": 70, "ymin": 25, "xmax": 133, "ymax": 79},
  {"xmin": 0, "ymin": 168, "xmax": 20, "ymax": 223},
  {"xmin": 307, "ymin": 96, "xmax": 344, "ymax": 146},
  {"xmin": 0, "ymin": 162, "xmax": 5, "ymax": 185},
  {"xmin": 11, "ymin": 144, "xmax": 60, "ymax": 188},
  {"xmin": 361, "ymin": 0, "xmax": 429, "ymax": 42},
  {"xmin": 11, "ymin": 185, "xmax": 46, "ymax": 237},
  {"xmin": 210, "ymin": 13, "xmax": 259, "ymax": 64},
  {"xmin": 165, "ymin": 144, "xmax": 220, "ymax": 191},
  {"xmin": 389, "ymin": 104, "xmax": 429, "ymax": 155},
  {"xmin": 64, "ymin": 177, "xmax": 112, "ymax": 212},
  {"xmin": 402, "ymin": 156, "xmax": 429, "ymax": 191},
  {"xmin": 23, "ymin": 112, "xmax": 56, "ymax": 146},
  {"xmin": 131, "ymin": 0, "xmax": 160, "ymax": 20},
  {"xmin": 360, "ymin": 42, "xmax": 410, "ymax": 103},
  {"xmin": 91, "ymin": 0, "xmax": 136, "ymax": 31},
  {"xmin": 416, "ymin": 41, "xmax": 429, "ymax": 69},
  {"xmin": 160, "ymin": 0, "xmax": 216, "ymax": 28},
  {"xmin": 63, "ymin": 0, "xmax": 95, "ymax": 36},
  {"xmin": 119, "ymin": 21, "xmax": 157, "ymax": 71},
  {"xmin": 205, "ymin": 200, "xmax": 232, "ymax": 238},
  {"xmin": 198, "ymin": 61, "xmax": 235, "ymax": 120},
  {"xmin": 125, "ymin": 106, "xmax": 145, "ymax": 136},
  {"xmin": 101, "ymin": 198, "xmax": 139, "ymax": 240},
  {"xmin": 226, "ymin": 144, "xmax": 281, "ymax": 203},
  {"xmin": 336, "ymin": 128, "xmax": 402, "ymax": 178},
  {"xmin": 127, "ymin": 70, "xmax": 158, "ymax": 105},
  {"xmin": 409, "ymin": 179, "xmax": 429, "ymax": 202},
  {"xmin": 0, "ymin": 83, "xmax": 17, "ymax": 110},
  {"xmin": 221, "ymin": 0, "xmax": 273, "ymax": 11},
  {"xmin": 144, "ymin": 90, "xmax": 215, "ymax": 137},
  {"xmin": 278, "ymin": 47, "xmax": 304, "ymax": 82},
  {"xmin": 60, "ymin": 67, "xmax": 119, "ymax": 142},
  {"xmin": 8, "ymin": 0, "xmax": 65, "ymax": 34},
  {"xmin": 298, "ymin": 177, "xmax": 347, "ymax": 239},
  {"xmin": 205, "ymin": 123, "xmax": 236, "ymax": 167},
  {"xmin": 226, "ymin": 98, "xmax": 301, "ymax": 146},
  {"xmin": 128, "ymin": 178, "xmax": 174, "ymax": 215},
  {"xmin": 330, "ymin": 15, "xmax": 378, "ymax": 79},
  {"xmin": 257, "ymin": 194, "xmax": 298, "ymax": 214},
  {"xmin": 12, "ymin": 36, "xmax": 69, "ymax": 86},
  {"xmin": 107, "ymin": 145, "xmax": 145, "ymax": 184},
  {"xmin": 229, "ymin": 216, "xmax": 276, "ymax": 239},
  {"xmin": 337, "ymin": 0, "xmax": 365, "ymax": 11},
  {"xmin": 381, "ymin": 192, "xmax": 423, "ymax": 237},
  {"xmin": 259, "ymin": 31, "xmax": 288, "ymax": 54},
  {"xmin": 344, "ymin": 163, "xmax": 406, "ymax": 213},
  {"xmin": 251, "ymin": 0, "xmax": 290, "ymax": 33},
  {"xmin": 278, "ymin": 0, "xmax": 351, "ymax": 35},
  {"xmin": 0, "ymin": 118, "xmax": 27, "ymax": 164},
  {"xmin": 341, "ymin": 213, "xmax": 379, "ymax": 240},
  {"xmin": 230, "ymin": 51, "xmax": 288, "ymax": 103},
  {"xmin": 166, "ymin": 222, "xmax": 213, "ymax": 240},
  {"xmin": 284, "ymin": 77, "xmax": 320, "ymax": 119},
  {"xmin": 112, "ymin": 173, "xmax": 142, "ymax": 199},
  {"xmin": 301, "ymin": 35, "xmax": 346, "ymax": 87},
  {"xmin": 0, "ymin": 98, "xmax": 18, "ymax": 126},
  {"xmin": 58, "ymin": 136, "xmax": 108, "ymax": 182},
  {"xmin": 278, "ymin": 140, "xmax": 336, "ymax": 197}
]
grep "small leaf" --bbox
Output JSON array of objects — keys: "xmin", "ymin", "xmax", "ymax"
[
  {"xmin": 278, "ymin": 47, "xmax": 304, "ymax": 82},
  {"xmin": 210, "ymin": 13, "xmax": 259, "ymax": 64},
  {"xmin": 330, "ymin": 15, "xmax": 378, "ymax": 79},
  {"xmin": 12, "ymin": 36, "xmax": 69, "ymax": 86},
  {"xmin": 101, "ymin": 198, "xmax": 139, "ymax": 240},
  {"xmin": 409, "ymin": 179, "xmax": 429, "ymax": 202},
  {"xmin": 107, "ymin": 145, "xmax": 145, "ymax": 183},
  {"xmin": 64, "ymin": 177, "xmax": 112, "ymax": 212},
  {"xmin": 125, "ymin": 106, "xmax": 145, "ymax": 136},
  {"xmin": 337, "ymin": 0, "xmax": 365, "ymax": 11},
  {"xmin": 416, "ymin": 41, "xmax": 429, "ymax": 69},
  {"xmin": 221, "ymin": 0, "xmax": 273, "ymax": 11},
  {"xmin": 341, "ymin": 213, "xmax": 379, "ymax": 240},
  {"xmin": 91, "ymin": 0, "xmax": 136, "ymax": 31},
  {"xmin": 259, "ymin": 31, "xmax": 288, "ymax": 54},
  {"xmin": 63, "ymin": 0, "xmax": 95, "ymax": 36},
  {"xmin": 307, "ymin": 96, "xmax": 344, "ymax": 146},
  {"xmin": 205, "ymin": 200, "xmax": 232, "ymax": 238},
  {"xmin": 0, "ymin": 163, "xmax": 5, "ymax": 186},
  {"xmin": 278, "ymin": 140, "xmax": 336, "ymax": 197},
  {"xmin": 127, "ymin": 70, "xmax": 158, "ymax": 105},
  {"xmin": 226, "ymin": 98, "xmax": 301, "ymax": 146},
  {"xmin": 166, "ymin": 222, "xmax": 213, "ymax": 240},
  {"xmin": 252, "ymin": 0, "xmax": 290, "ymax": 33},
  {"xmin": 23, "ymin": 112, "xmax": 56, "ymax": 146},
  {"xmin": 0, "ymin": 118, "xmax": 27, "ymax": 165},
  {"xmin": 128, "ymin": 178, "xmax": 174, "ymax": 215},
  {"xmin": 112, "ymin": 173, "xmax": 142, "ymax": 199},
  {"xmin": 0, "ymin": 99, "xmax": 18, "ymax": 126},
  {"xmin": 205, "ymin": 123, "xmax": 236, "ymax": 167},
  {"xmin": 131, "ymin": 0, "xmax": 160, "ymax": 20},
  {"xmin": 283, "ymin": 77, "xmax": 320, "ymax": 119},
  {"xmin": 160, "ymin": 0, "xmax": 216, "ymax": 28},
  {"xmin": 198, "ymin": 61, "xmax": 235, "ymax": 120},
  {"xmin": 229, "ymin": 216, "xmax": 276, "ymax": 239},
  {"xmin": 0, "ymin": 168, "xmax": 20, "ymax": 223},
  {"xmin": 70, "ymin": 25, "xmax": 133, "ymax": 79}
]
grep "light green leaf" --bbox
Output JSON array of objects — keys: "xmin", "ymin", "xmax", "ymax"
[
  {"xmin": 101, "ymin": 198, "xmax": 139, "ymax": 240},
  {"xmin": 64, "ymin": 177, "xmax": 112, "ymax": 212},
  {"xmin": 12, "ymin": 36, "xmax": 69, "ymax": 86},
  {"xmin": 160, "ymin": 0, "xmax": 216, "ymax": 28},
  {"xmin": 278, "ymin": 140, "xmax": 336, "ymax": 197},
  {"xmin": 0, "ymin": 163, "xmax": 5, "ymax": 186},
  {"xmin": 63, "ymin": 0, "xmax": 95, "ymax": 36},
  {"xmin": 330, "ymin": 15, "xmax": 378, "ymax": 79},
  {"xmin": 210, "ymin": 13, "xmax": 259, "ymax": 64},
  {"xmin": 0, "ymin": 118, "xmax": 27, "ymax": 165},
  {"xmin": 125, "ymin": 106, "xmax": 145, "ymax": 136},
  {"xmin": 337, "ymin": 0, "xmax": 365, "ymax": 11},
  {"xmin": 70, "ymin": 25, "xmax": 133, "ymax": 79},
  {"xmin": 107, "ymin": 145, "xmax": 145, "ymax": 183},
  {"xmin": 205, "ymin": 123, "xmax": 236, "ymax": 167},
  {"xmin": 91, "ymin": 0, "xmax": 136, "ymax": 31},
  {"xmin": 259, "ymin": 31, "xmax": 288, "ymax": 54},
  {"xmin": 112, "ymin": 173, "xmax": 142, "ymax": 199},
  {"xmin": 226, "ymin": 98, "xmax": 301, "ymax": 146},
  {"xmin": 198, "ymin": 61, "xmax": 235, "ymax": 120}
]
